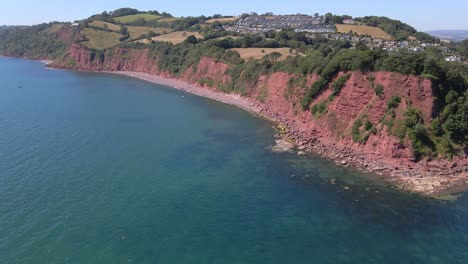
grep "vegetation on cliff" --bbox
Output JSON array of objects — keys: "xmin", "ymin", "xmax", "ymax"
[{"xmin": 0, "ymin": 23, "xmax": 74, "ymax": 59}]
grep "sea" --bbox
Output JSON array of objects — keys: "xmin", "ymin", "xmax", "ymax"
[{"xmin": 0, "ymin": 57, "xmax": 467, "ymax": 263}]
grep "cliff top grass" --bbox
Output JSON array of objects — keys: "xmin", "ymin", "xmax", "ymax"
[
  {"xmin": 80, "ymin": 28, "xmax": 123, "ymax": 49},
  {"xmin": 113, "ymin": 13, "xmax": 162, "ymax": 24},
  {"xmin": 230, "ymin": 48, "xmax": 296, "ymax": 61},
  {"xmin": 89, "ymin": 21, "xmax": 121, "ymax": 31},
  {"xmin": 126, "ymin": 26, "xmax": 172, "ymax": 40},
  {"xmin": 157, "ymin": 17, "xmax": 181, "ymax": 23},
  {"xmin": 136, "ymin": 31, "xmax": 203, "ymax": 44},
  {"xmin": 336, "ymin": 24, "xmax": 392, "ymax": 40}
]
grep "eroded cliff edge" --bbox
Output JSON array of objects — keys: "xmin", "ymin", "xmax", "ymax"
[{"xmin": 52, "ymin": 44, "xmax": 468, "ymax": 197}]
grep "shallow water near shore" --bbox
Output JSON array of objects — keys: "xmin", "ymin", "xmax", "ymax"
[{"xmin": 1, "ymin": 57, "xmax": 467, "ymax": 263}]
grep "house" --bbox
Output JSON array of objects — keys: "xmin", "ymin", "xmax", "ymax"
[
  {"xmin": 343, "ymin": 19, "xmax": 354, "ymax": 24},
  {"xmin": 351, "ymin": 36, "xmax": 360, "ymax": 43},
  {"xmin": 399, "ymin": 41, "xmax": 409, "ymax": 47},
  {"xmin": 445, "ymin": 55, "xmax": 461, "ymax": 62},
  {"xmin": 411, "ymin": 47, "xmax": 423, "ymax": 52},
  {"xmin": 330, "ymin": 34, "xmax": 341, "ymax": 40},
  {"xmin": 340, "ymin": 34, "xmax": 351, "ymax": 41},
  {"xmin": 373, "ymin": 38, "xmax": 383, "ymax": 45},
  {"xmin": 439, "ymin": 46, "xmax": 450, "ymax": 53},
  {"xmin": 361, "ymin": 37, "xmax": 372, "ymax": 43}
]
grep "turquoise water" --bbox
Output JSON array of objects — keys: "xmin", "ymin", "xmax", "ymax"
[{"xmin": 0, "ymin": 57, "xmax": 467, "ymax": 264}]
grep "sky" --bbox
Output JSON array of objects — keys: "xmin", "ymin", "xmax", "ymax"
[{"xmin": 1, "ymin": 0, "xmax": 467, "ymax": 31}]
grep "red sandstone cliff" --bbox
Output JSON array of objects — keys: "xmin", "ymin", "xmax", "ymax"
[{"xmin": 53, "ymin": 44, "xmax": 467, "ymax": 196}]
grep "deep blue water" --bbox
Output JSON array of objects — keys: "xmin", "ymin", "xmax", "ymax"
[{"xmin": 0, "ymin": 57, "xmax": 467, "ymax": 264}]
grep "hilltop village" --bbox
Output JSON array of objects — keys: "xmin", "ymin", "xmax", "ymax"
[{"xmin": 223, "ymin": 14, "xmax": 464, "ymax": 62}]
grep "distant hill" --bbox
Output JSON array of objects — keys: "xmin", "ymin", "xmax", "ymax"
[
  {"xmin": 354, "ymin": 16, "xmax": 436, "ymax": 42},
  {"xmin": 0, "ymin": 25, "xmax": 14, "ymax": 31},
  {"xmin": 426, "ymin": 30, "xmax": 468, "ymax": 42}
]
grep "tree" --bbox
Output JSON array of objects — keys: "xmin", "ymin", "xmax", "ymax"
[
  {"xmin": 263, "ymin": 52, "xmax": 282, "ymax": 65},
  {"xmin": 185, "ymin": 35, "xmax": 198, "ymax": 44},
  {"xmin": 119, "ymin": 26, "xmax": 128, "ymax": 35},
  {"xmin": 111, "ymin": 8, "xmax": 140, "ymax": 18}
]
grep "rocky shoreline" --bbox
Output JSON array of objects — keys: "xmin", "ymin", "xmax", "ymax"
[
  {"xmin": 95, "ymin": 70, "xmax": 468, "ymax": 199},
  {"xmin": 264, "ymin": 109, "xmax": 467, "ymax": 199}
]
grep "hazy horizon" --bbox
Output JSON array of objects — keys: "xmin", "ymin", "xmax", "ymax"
[{"xmin": 1, "ymin": 0, "xmax": 468, "ymax": 31}]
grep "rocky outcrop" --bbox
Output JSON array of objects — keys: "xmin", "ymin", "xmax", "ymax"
[{"xmin": 52, "ymin": 44, "xmax": 467, "ymax": 197}]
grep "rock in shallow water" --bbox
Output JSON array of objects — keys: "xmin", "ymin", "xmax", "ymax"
[{"xmin": 271, "ymin": 139, "xmax": 295, "ymax": 153}]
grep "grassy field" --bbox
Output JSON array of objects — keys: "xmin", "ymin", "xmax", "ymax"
[
  {"xmin": 206, "ymin": 17, "xmax": 238, "ymax": 23},
  {"xmin": 137, "ymin": 31, "xmax": 203, "ymax": 44},
  {"xmin": 336, "ymin": 24, "xmax": 392, "ymax": 40},
  {"xmin": 80, "ymin": 28, "xmax": 123, "ymax": 49},
  {"xmin": 89, "ymin": 21, "xmax": 121, "ymax": 31},
  {"xmin": 230, "ymin": 48, "xmax": 295, "ymax": 61},
  {"xmin": 157, "ymin": 17, "xmax": 181, "ymax": 23},
  {"xmin": 127, "ymin": 26, "xmax": 172, "ymax": 39},
  {"xmin": 113, "ymin": 14, "xmax": 162, "ymax": 24}
]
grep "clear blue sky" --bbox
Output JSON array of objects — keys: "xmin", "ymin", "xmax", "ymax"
[{"xmin": 2, "ymin": 0, "xmax": 467, "ymax": 31}]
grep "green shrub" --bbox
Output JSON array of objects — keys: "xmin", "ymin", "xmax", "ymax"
[
  {"xmin": 404, "ymin": 107, "xmax": 422, "ymax": 129},
  {"xmin": 375, "ymin": 84, "xmax": 384, "ymax": 96},
  {"xmin": 198, "ymin": 77, "xmax": 214, "ymax": 87},
  {"xmin": 331, "ymin": 74, "xmax": 351, "ymax": 96},
  {"xmin": 387, "ymin": 96, "xmax": 401, "ymax": 109},
  {"xmin": 431, "ymin": 117, "xmax": 444, "ymax": 137},
  {"xmin": 300, "ymin": 78, "xmax": 328, "ymax": 110},
  {"xmin": 311, "ymin": 101, "xmax": 328, "ymax": 117},
  {"xmin": 352, "ymin": 118, "xmax": 363, "ymax": 143}
]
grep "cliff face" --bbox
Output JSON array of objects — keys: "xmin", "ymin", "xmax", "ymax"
[
  {"xmin": 253, "ymin": 71, "xmax": 438, "ymax": 161},
  {"xmin": 53, "ymin": 44, "xmax": 468, "ymax": 196},
  {"xmin": 57, "ymin": 44, "xmax": 436, "ymax": 162}
]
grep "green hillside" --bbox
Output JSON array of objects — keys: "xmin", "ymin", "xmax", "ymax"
[
  {"xmin": 80, "ymin": 28, "xmax": 123, "ymax": 49},
  {"xmin": 355, "ymin": 16, "xmax": 436, "ymax": 42}
]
